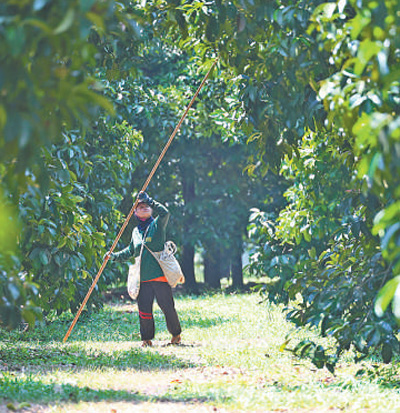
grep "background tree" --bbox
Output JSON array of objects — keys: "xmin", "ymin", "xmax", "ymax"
[
  {"xmin": 110, "ymin": 45, "xmax": 265, "ymax": 291},
  {"xmin": 0, "ymin": 0, "xmax": 142, "ymax": 327}
]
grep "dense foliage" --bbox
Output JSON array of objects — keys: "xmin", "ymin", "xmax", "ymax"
[
  {"xmin": 0, "ymin": 0, "xmax": 260, "ymax": 328},
  {"xmin": 135, "ymin": 0, "xmax": 400, "ymax": 367},
  {"xmin": 0, "ymin": 0, "xmax": 140, "ymax": 328},
  {"xmin": 195, "ymin": 0, "xmax": 400, "ymax": 367},
  {"xmin": 1, "ymin": 0, "xmax": 400, "ymax": 372}
]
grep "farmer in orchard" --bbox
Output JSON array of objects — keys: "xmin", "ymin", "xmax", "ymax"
[{"xmin": 106, "ymin": 192, "xmax": 182, "ymax": 347}]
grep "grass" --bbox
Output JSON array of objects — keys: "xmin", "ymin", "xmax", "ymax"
[{"xmin": 1, "ymin": 291, "xmax": 400, "ymax": 412}]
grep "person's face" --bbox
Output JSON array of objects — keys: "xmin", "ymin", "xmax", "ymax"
[{"xmin": 135, "ymin": 203, "xmax": 152, "ymax": 220}]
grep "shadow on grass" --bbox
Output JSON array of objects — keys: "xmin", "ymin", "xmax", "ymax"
[
  {"xmin": 179, "ymin": 307, "xmax": 232, "ymax": 331},
  {"xmin": 0, "ymin": 343, "xmax": 195, "ymax": 373},
  {"xmin": 351, "ymin": 363, "xmax": 400, "ymax": 390},
  {"xmin": 0, "ymin": 374, "xmax": 217, "ymax": 405},
  {"xmin": 1, "ymin": 298, "xmax": 233, "ymax": 345}
]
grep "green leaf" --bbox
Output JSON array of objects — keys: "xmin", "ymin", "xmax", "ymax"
[
  {"xmin": 392, "ymin": 282, "xmax": 400, "ymax": 320},
  {"xmin": 303, "ymin": 229, "xmax": 312, "ymax": 242},
  {"xmin": 326, "ymin": 363, "xmax": 335, "ymax": 374},
  {"xmin": 349, "ymin": 94, "xmax": 367, "ymax": 109},
  {"xmin": 381, "ymin": 223, "xmax": 400, "ymax": 251},
  {"xmin": 54, "ymin": 9, "xmax": 75, "ymax": 35},
  {"xmin": 33, "ymin": 0, "xmax": 50, "ymax": 11},
  {"xmin": 57, "ymin": 238, "xmax": 67, "ymax": 249},
  {"xmin": 8, "ymin": 284, "xmax": 20, "ymax": 301},
  {"xmin": 57, "ymin": 169, "xmax": 70, "ymax": 183},
  {"xmin": 354, "ymin": 40, "xmax": 381, "ymax": 76},
  {"xmin": 319, "ymin": 80, "xmax": 337, "ymax": 100},
  {"xmin": 337, "ymin": 0, "xmax": 347, "ymax": 13},
  {"xmin": 350, "ymin": 13, "xmax": 371, "ymax": 39},
  {"xmin": 279, "ymin": 338, "xmax": 291, "ymax": 352},
  {"xmin": 367, "ymin": 329, "xmax": 380, "ymax": 348},
  {"xmin": 313, "ymin": 3, "xmax": 337, "ymax": 20},
  {"xmin": 86, "ymin": 11, "xmax": 105, "ymax": 31},
  {"xmin": 24, "ymin": 18, "xmax": 53, "ymax": 34},
  {"xmin": 39, "ymin": 250, "xmax": 51, "ymax": 265},
  {"xmin": 308, "ymin": 247, "xmax": 316, "ymax": 259},
  {"xmin": 21, "ymin": 308, "xmax": 36, "ymax": 328},
  {"xmin": 375, "ymin": 275, "xmax": 400, "ymax": 318}
]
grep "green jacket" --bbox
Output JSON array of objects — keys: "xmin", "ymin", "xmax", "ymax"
[{"xmin": 111, "ymin": 200, "xmax": 169, "ymax": 282}]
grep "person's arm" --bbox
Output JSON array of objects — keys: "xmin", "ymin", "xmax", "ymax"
[
  {"xmin": 104, "ymin": 231, "xmax": 140, "ymax": 263},
  {"xmin": 110, "ymin": 240, "xmax": 137, "ymax": 262},
  {"xmin": 138, "ymin": 191, "xmax": 170, "ymax": 230},
  {"xmin": 149, "ymin": 198, "xmax": 170, "ymax": 230}
]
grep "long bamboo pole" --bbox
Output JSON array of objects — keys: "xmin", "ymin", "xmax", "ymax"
[{"xmin": 63, "ymin": 58, "xmax": 218, "ymax": 343}]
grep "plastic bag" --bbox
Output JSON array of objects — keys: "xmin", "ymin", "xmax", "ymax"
[
  {"xmin": 145, "ymin": 241, "xmax": 185, "ymax": 288},
  {"xmin": 127, "ymin": 257, "xmax": 141, "ymax": 299}
]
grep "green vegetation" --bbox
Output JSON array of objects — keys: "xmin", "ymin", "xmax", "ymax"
[
  {"xmin": 1, "ymin": 0, "xmax": 400, "ymax": 386},
  {"xmin": 1, "ymin": 293, "xmax": 400, "ymax": 412}
]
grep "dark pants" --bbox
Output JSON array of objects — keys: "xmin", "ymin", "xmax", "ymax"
[{"xmin": 137, "ymin": 281, "xmax": 182, "ymax": 341}]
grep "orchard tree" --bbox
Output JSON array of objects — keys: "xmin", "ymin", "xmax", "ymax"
[
  {"xmin": 0, "ymin": 0, "xmax": 144, "ymax": 328},
  {"xmin": 245, "ymin": 0, "xmax": 399, "ymax": 367},
  {"xmin": 309, "ymin": 0, "xmax": 400, "ymax": 320}
]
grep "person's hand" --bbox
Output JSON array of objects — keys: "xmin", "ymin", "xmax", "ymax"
[
  {"xmin": 137, "ymin": 191, "xmax": 152, "ymax": 205},
  {"xmin": 103, "ymin": 251, "xmax": 112, "ymax": 261}
]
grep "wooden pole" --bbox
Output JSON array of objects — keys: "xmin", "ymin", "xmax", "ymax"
[{"xmin": 63, "ymin": 58, "xmax": 218, "ymax": 343}]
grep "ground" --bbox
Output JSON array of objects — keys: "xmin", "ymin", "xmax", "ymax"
[{"xmin": 1, "ymin": 292, "xmax": 400, "ymax": 412}]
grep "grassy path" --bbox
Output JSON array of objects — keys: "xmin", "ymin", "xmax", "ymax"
[{"xmin": 1, "ymin": 292, "xmax": 400, "ymax": 412}]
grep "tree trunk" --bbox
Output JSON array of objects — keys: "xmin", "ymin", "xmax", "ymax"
[
  {"xmin": 231, "ymin": 247, "xmax": 243, "ymax": 289},
  {"xmin": 220, "ymin": 247, "xmax": 231, "ymax": 280},
  {"xmin": 181, "ymin": 244, "xmax": 198, "ymax": 293},
  {"xmin": 181, "ymin": 165, "xmax": 198, "ymax": 292},
  {"xmin": 204, "ymin": 246, "xmax": 221, "ymax": 289}
]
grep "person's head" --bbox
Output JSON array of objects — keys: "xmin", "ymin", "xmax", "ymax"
[{"xmin": 135, "ymin": 202, "xmax": 153, "ymax": 221}]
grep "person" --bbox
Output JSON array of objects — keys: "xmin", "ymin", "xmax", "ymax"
[{"xmin": 106, "ymin": 191, "xmax": 182, "ymax": 347}]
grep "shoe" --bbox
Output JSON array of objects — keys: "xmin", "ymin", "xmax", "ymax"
[
  {"xmin": 142, "ymin": 340, "xmax": 152, "ymax": 347},
  {"xmin": 170, "ymin": 334, "xmax": 181, "ymax": 345}
]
